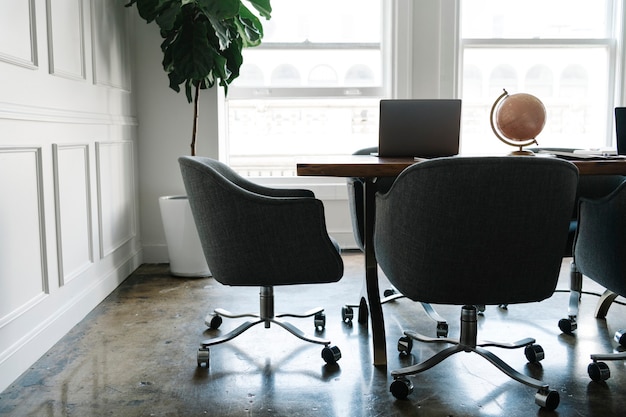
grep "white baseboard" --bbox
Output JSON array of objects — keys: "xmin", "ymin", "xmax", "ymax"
[
  {"xmin": 0, "ymin": 251, "xmax": 143, "ymax": 393},
  {"xmin": 142, "ymin": 244, "xmax": 170, "ymax": 264}
]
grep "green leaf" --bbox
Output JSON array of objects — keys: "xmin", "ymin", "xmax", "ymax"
[
  {"xmin": 244, "ymin": 0, "xmax": 272, "ymax": 19},
  {"xmin": 176, "ymin": 22, "xmax": 215, "ymax": 79},
  {"xmin": 154, "ymin": 1, "xmax": 181, "ymax": 31},
  {"xmin": 207, "ymin": 15, "xmax": 234, "ymax": 50},
  {"xmin": 196, "ymin": 0, "xmax": 240, "ymax": 19},
  {"xmin": 235, "ymin": 5, "xmax": 263, "ymax": 47},
  {"xmin": 131, "ymin": 0, "xmax": 175, "ymax": 24},
  {"xmin": 220, "ymin": 37, "xmax": 243, "ymax": 84}
]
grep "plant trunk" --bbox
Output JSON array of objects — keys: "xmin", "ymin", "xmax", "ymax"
[{"xmin": 190, "ymin": 83, "xmax": 200, "ymax": 156}]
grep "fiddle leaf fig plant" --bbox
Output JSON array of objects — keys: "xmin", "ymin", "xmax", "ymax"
[{"xmin": 126, "ymin": 0, "xmax": 272, "ymax": 155}]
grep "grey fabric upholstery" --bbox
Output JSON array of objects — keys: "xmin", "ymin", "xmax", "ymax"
[
  {"xmin": 378, "ymin": 156, "xmax": 577, "ymax": 407},
  {"xmin": 179, "ymin": 156, "xmax": 344, "ymax": 287},
  {"xmin": 564, "ymin": 175, "xmax": 624, "ymax": 256},
  {"xmin": 574, "ymin": 178, "xmax": 626, "ymax": 296},
  {"xmin": 374, "ymin": 156, "xmax": 579, "ymax": 306},
  {"xmin": 569, "ymin": 177, "xmax": 626, "ymax": 381},
  {"xmin": 530, "ymin": 148, "xmax": 624, "ymax": 256}
]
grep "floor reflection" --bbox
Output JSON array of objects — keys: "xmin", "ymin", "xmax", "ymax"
[{"xmin": 1, "ymin": 254, "xmax": 626, "ymax": 416}]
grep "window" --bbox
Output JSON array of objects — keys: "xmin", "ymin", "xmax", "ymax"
[
  {"xmin": 224, "ymin": 0, "xmax": 387, "ymax": 177},
  {"xmin": 460, "ymin": 0, "xmax": 621, "ymax": 153}
]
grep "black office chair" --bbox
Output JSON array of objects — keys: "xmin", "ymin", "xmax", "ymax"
[
  {"xmin": 374, "ymin": 156, "xmax": 578, "ymax": 410},
  {"xmin": 567, "ymin": 177, "xmax": 626, "ymax": 381},
  {"xmin": 555, "ymin": 174, "xmax": 625, "ymax": 334},
  {"xmin": 528, "ymin": 149, "xmax": 624, "ymax": 327},
  {"xmin": 179, "ymin": 156, "xmax": 344, "ymax": 369},
  {"xmin": 343, "ymin": 147, "xmax": 449, "ymax": 337}
]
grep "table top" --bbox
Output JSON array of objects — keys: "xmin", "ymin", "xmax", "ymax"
[{"xmin": 296, "ymin": 154, "xmax": 626, "ymax": 177}]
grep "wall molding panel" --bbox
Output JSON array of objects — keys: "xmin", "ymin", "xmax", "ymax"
[
  {"xmin": 0, "ymin": 0, "xmax": 38, "ymax": 69},
  {"xmin": 91, "ymin": 0, "xmax": 130, "ymax": 91},
  {"xmin": 0, "ymin": 2, "xmax": 141, "ymax": 393},
  {"xmin": 46, "ymin": 0, "xmax": 86, "ymax": 81},
  {"xmin": 0, "ymin": 147, "xmax": 49, "ymax": 324},
  {"xmin": 53, "ymin": 143, "xmax": 93, "ymax": 286},
  {"xmin": 96, "ymin": 141, "xmax": 136, "ymax": 259},
  {"xmin": 0, "ymin": 101, "xmax": 137, "ymax": 126}
]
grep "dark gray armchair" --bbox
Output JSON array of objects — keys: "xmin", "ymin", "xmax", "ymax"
[
  {"xmin": 528, "ymin": 150, "xmax": 624, "ymax": 332},
  {"xmin": 569, "ymin": 177, "xmax": 626, "ymax": 381},
  {"xmin": 179, "ymin": 156, "xmax": 344, "ymax": 369},
  {"xmin": 374, "ymin": 156, "xmax": 578, "ymax": 410},
  {"xmin": 555, "ymin": 174, "xmax": 625, "ymax": 334},
  {"xmin": 343, "ymin": 147, "xmax": 449, "ymax": 337}
]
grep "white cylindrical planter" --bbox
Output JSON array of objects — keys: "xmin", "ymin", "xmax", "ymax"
[{"xmin": 159, "ymin": 195, "xmax": 211, "ymax": 277}]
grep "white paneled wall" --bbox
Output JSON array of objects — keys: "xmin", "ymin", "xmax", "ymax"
[{"xmin": 0, "ymin": 0, "xmax": 140, "ymax": 392}]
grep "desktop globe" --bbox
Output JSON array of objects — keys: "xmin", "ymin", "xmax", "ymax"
[{"xmin": 490, "ymin": 89, "xmax": 546, "ymax": 155}]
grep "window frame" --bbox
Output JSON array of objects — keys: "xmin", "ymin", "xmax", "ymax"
[
  {"xmin": 220, "ymin": 0, "xmax": 394, "ymax": 179},
  {"xmin": 458, "ymin": 0, "xmax": 624, "ymax": 151}
]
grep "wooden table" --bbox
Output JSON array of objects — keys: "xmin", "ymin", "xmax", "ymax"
[{"xmin": 297, "ymin": 154, "xmax": 626, "ymax": 366}]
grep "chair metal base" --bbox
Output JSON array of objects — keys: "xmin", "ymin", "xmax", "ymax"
[
  {"xmin": 558, "ymin": 261, "xmax": 584, "ymax": 334},
  {"xmin": 558, "ymin": 262, "xmax": 626, "ymax": 382},
  {"xmin": 390, "ymin": 305, "xmax": 559, "ymax": 410},
  {"xmin": 556, "ymin": 261, "xmax": 621, "ymax": 334},
  {"xmin": 197, "ymin": 286, "xmax": 341, "ymax": 369},
  {"xmin": 342, "ymin": 288, "xmax": 448, "ymax": 337},
  {"xmin": 588, "ymin": 351, "xmax": 626, "ymax": 382}
]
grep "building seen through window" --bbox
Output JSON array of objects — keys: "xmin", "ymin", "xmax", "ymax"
[
  {"xmin": 225, "ymin": 0, "xmax": 384, "ymax": 176},
  {"xmin": 460, "ymin": 0, "xmax": 616, "ymax": 154},
  {"xmin": 225, "ymin": 1, "xmax": 621, "ymax": 176}
]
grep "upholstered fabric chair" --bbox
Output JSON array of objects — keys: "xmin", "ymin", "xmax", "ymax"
[
  {"xmin": 179, "ymin": 156, "xmax": 344, "ymax": 369},
  {"xmin": 374, "ymin": 156, "xmax": 578, "ymax": 410},
  {"xmin": 529, "ymin": 149, "xmax": 624, "ymax": 331},
  {"xmin": 555, "ymin": 174, "xmax": 625, "ymax": 334},
  {"xmin": 567, "ymin": 177, "xmax": 626, "ymax": 381},
  {"xmin": 343, "ymin": 147, "xmax": 449, "ymax": 337}
]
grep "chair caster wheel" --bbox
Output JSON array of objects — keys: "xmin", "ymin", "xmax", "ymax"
[
  {"xmin": 436, "ymin": 322, "xmax": 448, "ymax": 338},
  {"xmin": 397, "ymin": 336, "xmax": 413, "ymax": 355},
  {"xmin": 321, "ymin": 345, "xmax": 341, "ymax": 364},
  {"xmin": 341, "ymin": 306, "xmax": 354, "ymax": 323},
  {"xmin": 614, "ymin": 329, "xmax": 626, "ymax": 347},
  {"xmin": 383, "ymin": 288, "xmax": 396, "ymax": 297},
  {"xmin": 498, "ymin": 303, "xmax": 508, "ymax": 309},
  {"xmin": 558, "ymin": 317, "xmax": 576, "ymax": 334},
  {"xmin": 314, "ymin": 312, "xmax": 326, "ymax": 331},
  {"xmin": 197, "ymin": 348, "xmax": 210, "ymax": 368},
  {"xmin": 588, "ymin": 361, "xmax": 610, "ymax": 381},
  {"xmin": 524, "ymin": 344, "xmax": 544, "ymax": 363},
  {"xmin": 475, "ymin": 304, "xmax": 485, "ymax": 314},
  {"xmin": 206, "ymin": 314, "xmax": 222, "ymax": 330},
  {"xmin": 390, "ymin": 377, "xmax": 413, "ymax": 399},
  {"xmin": 535, "ymin": 389, "xmax": 560, "ymax": 410}
]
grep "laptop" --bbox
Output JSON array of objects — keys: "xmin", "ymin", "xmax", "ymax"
[
  {"xmin": 616, "ymin": 107, "xmax": 626, "ymax": 155},
  {"xmin": 377, "ymin": 99, "xmax": 462, "ymax": 158}
]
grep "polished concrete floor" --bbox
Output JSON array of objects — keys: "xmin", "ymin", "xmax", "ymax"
[{"xmin": 1, "ymin": 251, "xmax": 626, "ymax": 416}]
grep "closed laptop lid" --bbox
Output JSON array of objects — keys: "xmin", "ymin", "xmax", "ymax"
[
  {"xmin": 616, "ymin": 107, "xmax": 626, "ymax": 155},
  {"xmin": 378, "ymin": 99, "xmax": 462, "ymax": 158}
]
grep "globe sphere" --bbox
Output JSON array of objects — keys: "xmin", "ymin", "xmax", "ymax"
[{"xmin": 495, "ymin": 93, "xmax": 546, "ymax": 142}]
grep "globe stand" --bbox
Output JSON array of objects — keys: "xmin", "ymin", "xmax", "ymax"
[
  {"xmin": 490, "ymin": 89, "xmax": 540, "ymax": 156},
  {"xmin": 510, "ymin": 148, "xmax": 536, "ymax": 156}
]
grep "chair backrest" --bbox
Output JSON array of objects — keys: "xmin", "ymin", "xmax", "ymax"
[
  {"xmin": 179, "ymin": 156, "xmax": 343, "ymax": 287},
  {"xmin": 374, "ymin": 156, "xmax": 578, "ymax": 305}
]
